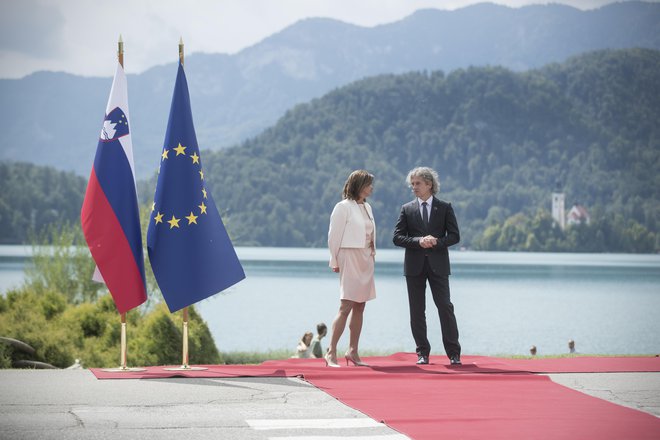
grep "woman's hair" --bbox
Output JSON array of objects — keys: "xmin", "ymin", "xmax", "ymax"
[
  {"xmin": 301, "ymin": 332, "xmax": 313, "ymax": 343},
  {"xmin": 407, "ymin": 167, "xmax": 440, "ymax": 195},
  {"xmin": 342, "ymin": 169, "xmax": 374, "ymax": 200}
]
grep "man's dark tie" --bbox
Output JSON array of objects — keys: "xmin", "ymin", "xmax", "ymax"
[{"xmin": 422, "ymin": 201, "xmax": 429, "ymax": 226}]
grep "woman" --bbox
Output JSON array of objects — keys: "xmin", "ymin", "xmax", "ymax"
[
  {"xmin": 326, "ymin": 170, "xmax": 376, "ymax": 367},
  {"xmin": 295, "ymin": 332, "xmax": 313, "ymax": 358}
]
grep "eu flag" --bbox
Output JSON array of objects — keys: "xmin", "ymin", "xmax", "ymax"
[{"xmin": 147, "ymin": 63, "xmax": 245, "ymax": 312}]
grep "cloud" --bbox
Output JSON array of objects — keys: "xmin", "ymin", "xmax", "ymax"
[
  {"xmin": 0, "ymin": 0, "xmax": 65, "ymax": 57},
  {"xmin": 0, "ymin": 0, "xmax": 639, "ymax": 79}
]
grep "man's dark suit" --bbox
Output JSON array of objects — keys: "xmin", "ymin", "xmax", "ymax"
[{"xmin": 393, "ymin": 197, "xmax": 461, "ymax": 359}]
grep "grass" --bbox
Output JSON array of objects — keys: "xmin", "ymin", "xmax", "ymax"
[
  {"xmin": 218, "ymin": 348, "xmax": 395, "ymax": 365},
  {"xmin": 507, "ymin": 353, "xmax": 658, "ymax": 359},
  {"xmin": 217, "ymin": 350, "xmax": 658, "ymax": 365},
  {"xmin": 219, "ymin": 350, "xmax": 292, "ymax": 365}
]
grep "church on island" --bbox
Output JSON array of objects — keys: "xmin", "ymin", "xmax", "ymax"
[{"xmin": 552, "ymin": 193, "xmax": 590, "ymax": 230}]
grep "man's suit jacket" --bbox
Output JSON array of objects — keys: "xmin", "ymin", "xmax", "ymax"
[{"xmin": 393, "ymin": 197, "xmax": 460, "ymax": 276}]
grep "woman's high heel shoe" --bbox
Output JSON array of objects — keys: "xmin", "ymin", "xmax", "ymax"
[
  {"xmin": 345, "ymin": 352, "xmax": 369, "ymax": 367},
  {"xmin": 325, "ymin": 353, "xmax": 340, "ymax": 368}
]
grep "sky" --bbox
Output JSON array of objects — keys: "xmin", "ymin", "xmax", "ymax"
[{"xmin": 0, "ymin": 0, "xmax": 648, "ymax": 79}]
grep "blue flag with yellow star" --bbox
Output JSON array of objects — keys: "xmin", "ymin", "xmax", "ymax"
[{"xmin": 147, "ymin": 62, "xmax": 245, "ymax": 312}]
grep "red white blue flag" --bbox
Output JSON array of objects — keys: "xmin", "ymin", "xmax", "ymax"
[{"xmin": 81, "ymin": 63, "xmax": 147, "ymax": 313}]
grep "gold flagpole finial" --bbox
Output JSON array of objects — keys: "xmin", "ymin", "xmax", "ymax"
[
  {"xmin": 118, "ymin": 35, "xmax": 124, "ymax": 67},
  {"xmin": 178, "ymin": 37, "xmax": 184, "ymax": 66}
]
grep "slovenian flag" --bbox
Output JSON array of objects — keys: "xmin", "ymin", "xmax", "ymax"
[
  {"xmin": 147, "ymin": 62, "xmax": 245, "ymax": 312},
  {"xmin": 81, "ymin": 63, "xmax": 147, "ymax": 313}
]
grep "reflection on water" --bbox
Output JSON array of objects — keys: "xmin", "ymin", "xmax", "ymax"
[
  {"xmin": 2, "ymin": 246, "xmax": 659, "ymax": 356},
  {"xmin": 196, "ymin": 249, "xmax": 660, "ymax": 356}
]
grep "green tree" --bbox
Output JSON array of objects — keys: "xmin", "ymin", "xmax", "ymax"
[
  {"xmin": 1, "ymin": 220, "xmax": 221, "ymax": 368},
  {"xmin": 4, "ymin": 48, "xmax": 660, "ymax": 253},
  {"xmin": 25, "ymin": 223, "xmax": 102, "ymax": 304},
  {"xmin": 0, "ymin": 162, "xmax": 86, "ymax": 244}
]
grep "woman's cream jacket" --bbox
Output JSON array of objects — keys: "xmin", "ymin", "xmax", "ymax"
[{"xmin": 328, "ymin": 199, "xmax": 376, "ymax": 268}]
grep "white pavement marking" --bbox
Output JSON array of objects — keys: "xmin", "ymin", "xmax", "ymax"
[{"xmin": 247, "ymin": 418, "xmax": 383, "ymax": 430}]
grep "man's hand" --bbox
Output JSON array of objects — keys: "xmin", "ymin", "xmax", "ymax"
[{"xmin": 419, "ymin": 235, "xmax": 437, "ymax": 248}]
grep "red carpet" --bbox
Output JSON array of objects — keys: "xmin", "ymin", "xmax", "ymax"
[
  {"xmin": 91, "ymin": 352, "xmax": 660, "ymax": 379},
  {"xmin": 91, "ymin": 353, "xmax": 660, "ymax": 439}
]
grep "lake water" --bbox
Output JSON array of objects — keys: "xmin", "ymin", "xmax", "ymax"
[{"xmin": 2, "ymin": 245, "xmax": 659, "ymax": 356}]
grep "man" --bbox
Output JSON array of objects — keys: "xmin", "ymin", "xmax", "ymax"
[
  {"xmin": 393, "ymin": 167, "xmax": 462, "ymax": 366},
  {"xmin": 309, "ymin": 322, "xmax": 328, "ymax": 359}
]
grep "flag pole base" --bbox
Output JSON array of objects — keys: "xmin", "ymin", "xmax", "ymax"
[
  {"xmin": 101, "ymin": 313, "xmax": 146, "ymax": 372},
  {"xmin": 163, "ymin": 365, "xmax": 208, "ymax": 371},
  {"xmin": 163, "ymin": 308, "xmax": 208, "ymax": 371},
  {"xmin": 101, "ymin": 366, "xmax": 147, "ymax": 372}
]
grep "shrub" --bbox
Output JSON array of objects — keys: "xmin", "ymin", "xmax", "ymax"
[
  {"xmin": 0, "ymin": 343, "xmax": 12, "ymax": 368},
  {"xmin": 0, "ymin": 288, "xmax": 75, "ymax": 367}
]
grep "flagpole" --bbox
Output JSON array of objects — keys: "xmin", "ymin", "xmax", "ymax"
[
  {"xmin": 117, "ymin": 35, "xmax": 128, "ymax": 370},
  {"xmin": 101, "ymin": 35, "xmax": 146, "ymax": 373},
  {"xmin": 179, "ymin": 36, "xmax": 184, "ymax": 65},
  {"xmin": 118, "ymin": 34, "xmax": 124, "ymax": 67},
  {"xmin": 163, "ymin": 37, "xmax": 207, "ymax": 372}
]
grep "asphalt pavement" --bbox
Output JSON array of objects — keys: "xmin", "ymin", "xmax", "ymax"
[{"xmin": 0, "ymin": 369, "xmax": 658, "ymax": 440}]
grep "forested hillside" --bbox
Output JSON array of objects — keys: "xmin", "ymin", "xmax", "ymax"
[
  {"xmin": 3, "ymin": 49, "xmax": 659, "ymax": 252},
  {"xmin": 0, "ymin": 163, "xmax": 87, "ymax": 243},
  {"xmin": 198, "ymin": 49, "xmax": 660, "ymax": 252}
]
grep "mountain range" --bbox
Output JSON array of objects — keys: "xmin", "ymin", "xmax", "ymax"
[
  {"xmin": 1, "ymin": 1, "xmax": 659, "ymax": 178},
  {"xmin": 3, "ymin": 48, "xmax": 659, "ymax": 251}
]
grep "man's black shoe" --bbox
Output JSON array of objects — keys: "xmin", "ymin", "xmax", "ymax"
[
  {"xmin": 416, "ymin": 355, "xmax": 429, "ymax": 365},
  {"xmin": 449, "ymin": 355, "xmax": 462, "ymax": 365}
]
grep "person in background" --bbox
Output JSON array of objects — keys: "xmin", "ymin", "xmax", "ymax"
[
  {"xmin": 326, "ymin": 170, "xmax": 377, "ymax": 368},
  {"xmin": 309, "ymin": 323, "xmax": 328, "ymax": 358},
  {"xmin": 568, "ymin": 339, "xmax": 576, "ymax": 353},
  {"xmin": 295, "ymin": 332, "xmax": 314, "ymax": 358},
  {"xmin": 393, "ymin": 166, "xmax": 462, "ymax": 366}
]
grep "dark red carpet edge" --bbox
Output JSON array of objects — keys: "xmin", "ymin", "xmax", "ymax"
[{"xmin": 91, "ymin": 353, "xmax": 660, "ymax": 440}]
